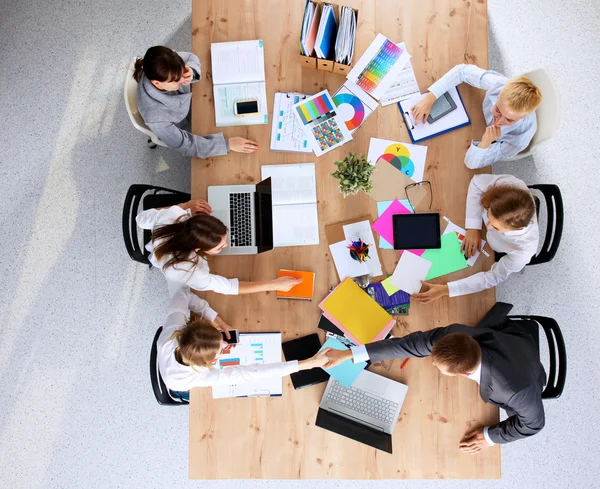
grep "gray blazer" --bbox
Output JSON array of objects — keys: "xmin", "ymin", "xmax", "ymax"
[
  {"xmin": 136, "ymin": 51, "xmax": 228, "ymax": 158},
  {"xmin": 366, "ymin": 322, "xmax": 546, "ymax": 444}
]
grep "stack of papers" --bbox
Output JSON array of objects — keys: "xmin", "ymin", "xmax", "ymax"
[
  {"xmin": 319, "ymin": 337, "xmax": 366, "ymax": 388},
  {"xmin": 365, "ymin": 282, "xmax": 410, "ymax": 311},
  {"xmin": 380, "ymin": 42, "xmax": 421, "ymax": 106},
  {"xmin": 333, "ymin": 81, "xmax": 378, "ymax": 134},
  {"xmin": 334, "ymin": 6, "xmax": 356, "ymax": 65},
  {"xmin": 261, "ymin": 163, "xmax": 319, "ymax": 247},
  {"xmin": 375, "ymin": 200, "xmax": 413, "ymax": 249},
  {"xmin": 372, "ymin": 199, "xmax": 424, "ymax": 255},
  {"xmin": 300, "ymin": 1, "xmax": 320, "ymax": 56},
  {"xmin": 315, "ymin": 4, "xmax": 338, "ymax": 59},
  {"xmin": 347, "ymin": 33, "xmax": 411, "ymax": 100},
  {"xmin": 270, "ymin": 92, "xmax": 312, "ymax": 153}
]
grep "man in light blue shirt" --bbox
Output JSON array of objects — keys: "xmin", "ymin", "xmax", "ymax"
[{"xmin": 411, "ymin": 64, "xmax": 542, "ymax": 168}]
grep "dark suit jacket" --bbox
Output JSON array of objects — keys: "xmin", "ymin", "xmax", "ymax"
[{"xmin": 365, "ymin": 321, "xmax": 546, "ymax": 444}]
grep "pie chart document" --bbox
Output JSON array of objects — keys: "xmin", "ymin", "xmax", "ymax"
[
  {"xmin": 333, "ymin": 80, "xmax": 379, "ymax": 133},
  {"xmin": 366, "ymin": 137, "xmax": 428, "ymax": 183}
]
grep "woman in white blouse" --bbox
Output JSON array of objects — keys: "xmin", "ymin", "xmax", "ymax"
[
  {"xmin": 136, "ymin": 200, "xmax": 301, "ymax": 296},
  {"xmin": 414, "ymin": 174, "xmax": 539, "ymax": 303},
  {"xmin": 157, "ymin": 287, "xmax": 329, "ymax": 396}
]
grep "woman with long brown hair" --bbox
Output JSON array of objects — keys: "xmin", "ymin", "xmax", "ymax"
[
  {"xmin": 136, "ymin": 200, "xmax": 301, "ymax": 296},
  {"xmin": 157, "ymin": 286, "xmax": 329, "ymax": 398},
  {"xmin": 414, "ymin": 174, "xmax": 539, "ymax": 303},
  {"xmin": 134, "ymin": 45, "xmax": 258, "ymax": 158}
]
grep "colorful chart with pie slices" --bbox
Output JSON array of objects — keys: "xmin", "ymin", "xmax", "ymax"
[
  {"xmin": 376, "ymin": 143, "xmax": 415, "ymax": 178},
  {"xmin": 332, "ymin": 93, "xmax": 365, "ymax": 131}
]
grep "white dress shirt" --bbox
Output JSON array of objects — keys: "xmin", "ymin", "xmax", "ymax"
[
  {"xmin": 447, "ymin": 174, "xmax": 539, "ymax": 297},
  {"xmin": 157, "ymin": 287, "xmax": 299, "ymax": 392},
  {"xmin": 349, "ymin": 347, "xmax": 494, "ymax": 446},
  {"xmin": 428, "ymin": 64, "xmax": 537, "ymax": 168},
  {"xmin": 136, "ymin": 206, "xmax": 239, "ymax": 295}
]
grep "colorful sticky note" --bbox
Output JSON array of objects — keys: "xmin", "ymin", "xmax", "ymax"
[
  {"xmin": 381, "ymin": 276, "xmax": 400, "ymax": 295},
  {"xmin": 422, "ymin": 232, "xmax": 469, "ymax": 280},
  {"xmin": 372, "ymin": 199, "xmax": 424, "ymax": 255},
  {"xmin": 376, "ymin": 200, "xmax": 412, "ymax": 249},
  {"xmin": 319, "ymin": 337, "xmax": 366, "ymax": 388}
]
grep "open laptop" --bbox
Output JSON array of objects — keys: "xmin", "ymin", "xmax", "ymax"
[
  {"xmin": 315, "ymin": 369, "xmax": 408, "ymax": 453},
  {"xmin": 207, "ymin": 177, "xmax": 273, "ymax": 255}
]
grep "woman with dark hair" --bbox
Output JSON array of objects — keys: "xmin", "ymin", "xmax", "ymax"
[
  {"xmin": 414, "ymin": 174, "xmax": 539, "ymax": 303},
  {"xmin": 136, "ymin": 200, "xmax": 301, "ymax": 296},
  {"xmin": 134, "ymin": 46, "xmax": 258, "ymax": 158}
]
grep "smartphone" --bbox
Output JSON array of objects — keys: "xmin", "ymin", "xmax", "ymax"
[
  {"xmin": 222, "ymin": 329, "xmax": 240, "ymax": 344},
  {"xmin": 427, "ymin": 92, "xmax": 457, "ymax": 123},
  {"xmin": 234, "ymin": 99, "xmax": 260, "ymax": 116}
]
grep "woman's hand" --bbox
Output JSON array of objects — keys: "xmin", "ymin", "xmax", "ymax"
[
  {"xmin": 180, "ymin": 66, "xmax": 194, "ymax": 85},
  {"xmin": 325, "ymin": 349, "xmax": 353, "ymax": 368},
  {"xmin": 478, "ymin": 125, "xmax": 502, "ymax": 149},
  {"xmin": 411, "ymin": 92, "xmax": 437, "ymax": 125},
  {"xmin": 213, "ymin": 316, "xmax": 232, "ymax": 340},
  {"xmin": 271, "ymin": 276, "xmax": 303, "ymax": 292},
  {"xmin": 412, "ymin": 281, "xmax": 449, "ymax": 304},
  {"xmin": 299, "ymin": 348, "xmax": 331, "ymax": 370},
  {"xmin": 229, "ymin": 137, "xmax": 259, "ymax": 154},
  {"xmin": 181, "ymin": 199, "xmax": 212, "ymax": 215},
  {"xmin": 462, "ymin": 229, "xmax": 482, "ymax": 258}
]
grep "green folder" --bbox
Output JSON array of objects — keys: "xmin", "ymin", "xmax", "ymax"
[{"xmin": 422, "ymin": 232, "xmax": 468, "ymax": 280}]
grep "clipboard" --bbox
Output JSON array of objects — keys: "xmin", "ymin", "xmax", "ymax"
[
  {"xmin": 325, "ymin": 216, "xmax": 386, "ymax": 281},
  {"xmin": 398, "ymin": 87, "xmax": 471, "ymax": 144}
]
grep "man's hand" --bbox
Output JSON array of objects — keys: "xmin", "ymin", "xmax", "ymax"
[
  {"xmin": 410, "ymin": 92, "xmax": 436, "ymax": 125},
  {"xmin": 270, "ymin": 276, "xmax": 302, "ymax": 292},
  {"xmin": 180, "ymin": 66, "xmax": 194, "ymax": 85},
  {"xmin": 412, "ymin": 282, "xmax": 449, "ymax": 304},
  {"xmin": 461, "ymin": 229, "xmax": 482, "ymax": 258},
  {"xmin": 478, "ymin": 125, "xmax": 502, "ymax": 149},
  {"xmin": 181, "ymin": 199, "xmax": 212, "ymax": 215},
  {"xmin": 213, "ymin": 316, "xmax": 232, "ymax": 340},
  {"xmin": 299, "ymin": 348, "xmax": 331, "ymax": 370},
  {"xmin": 229, "ymin": 137, "xmax": 259, "ymax": 153},
  {"xmin": 325, "ymin": 349, "xmax": 353, "ymax": 368},
  {"xmin": 459, "ymin": 428, "xmax": 491, "ymax": 454}
]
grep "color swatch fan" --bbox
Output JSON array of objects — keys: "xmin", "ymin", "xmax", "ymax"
[
  {"xmin": 293, "ymin": 90, "xmax": 353, "ymax": 157},
  {"xmin": 333, "ymin": 81, "xmax": 378, "ymax": 133},
  {"xmin": 367, "ymin": 137, "xmax": 428, "ymax": 183}
]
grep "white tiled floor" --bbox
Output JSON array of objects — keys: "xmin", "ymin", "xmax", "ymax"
[{"xmin": 0, "ymin": 0, "xmax": 598, "ymax": 487}]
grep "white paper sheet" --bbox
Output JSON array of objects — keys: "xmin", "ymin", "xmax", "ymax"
[
  {"xmin": 390, "ymin": 251, "xmax": 432, "ymax": 294},
  {"xmin": 261, "ymin": 163, "xmax": 317, "ymax": 206},
  {"xmin": 213, "ymin": 81, "xmax": 268, "ymax": 127},
  {"xmin": 333, "ymin": 80, "xmax": 379, "ymax": 134},
  {"xmin": 442, "ymin": 216, "xmax": 490, "ymax": 267},
  {"xmin": 272, "ymin": 203, "xmax": 319, "ymax": 247},
  {"xmin": 380, "ymin": 43, "xmax": 420, "ymax": 106},
  {"xmin": 400, "ymin": 87, "xmax": 470, "ymax": 142},
  {"xmin": 270, "ymin": 93, "xmax": 312, "ymax": 153},
  {"xmin": 342, "ymin": 220, "xmax": 383, "ymax": 277},
  {"xmin": 211, "ymin": 41, "xmax": 265, "ymax": 85},
  {"xmin": 329, "ymin": 240, "xmax": 369, "ymax": 280}
]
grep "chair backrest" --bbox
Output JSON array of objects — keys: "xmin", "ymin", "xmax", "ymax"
[
  {"xmin": 508, "ymin": 315, "xmax": 567, "ymax": 399},
  {"xmin": 528, "ymin": 184, "xmax": 564, "ymax": 265},
  {"xmin": 123, "ymin": 58, "xmax": 153, "ymax": 134},
  {"xmin": 524, "ymin": 67, "xmax": 560, "ymax": 148},
  {"xmin": 122, "ymin": 184, "xmax": 191, "ymax": 266},
  {"xmin": 150, "ymin": 327, "xmax": 188, "ymax": 405}
]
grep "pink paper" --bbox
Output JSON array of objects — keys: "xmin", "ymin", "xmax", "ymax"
[{"xmin": 372, "ymin": 200, "xmax": 425, "ymax": 256}]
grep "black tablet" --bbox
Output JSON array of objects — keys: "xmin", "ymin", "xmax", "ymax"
[
  {"xmin": 392, "ymin": 213, "xmax": 441, "ymax": 250},
  {"xmin": 282, "ymin": 334, "xmax": 329, "ymax": 390}
]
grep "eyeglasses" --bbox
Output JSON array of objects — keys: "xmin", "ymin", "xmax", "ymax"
[{"xmin": 405, "ymin": 181, "xmax": 432, "ymax": 212}]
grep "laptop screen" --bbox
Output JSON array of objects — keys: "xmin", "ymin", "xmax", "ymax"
[{"xmin": 255, "ymin": 177, "xmax": 273, "ymax": 253}]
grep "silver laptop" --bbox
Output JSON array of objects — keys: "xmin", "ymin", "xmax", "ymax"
[
  {"xmin": 316, "ymin": 369, "xmax": 408, "ymax": 453},
  {"xmin": 207, "ymin": 177, "xmax": 273, "ymax": 255}
]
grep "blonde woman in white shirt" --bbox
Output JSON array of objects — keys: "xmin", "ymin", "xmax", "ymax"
[
  {"xmin": 157, "ymin": 287, "xmax": 329, "ymax": 397},
  {"xmin": 414, "ymin": 174, "xmax": 539, "ymax": 303},
  {"xmin": 136, "ymin": 200, "xmax": 301, "ymax": 296}
]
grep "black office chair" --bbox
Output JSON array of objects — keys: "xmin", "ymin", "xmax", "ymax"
[
  {"xmin": 150, "ymin": 327, "xmax": 189, "ymax": 405},
  {"xmin": 122, "ymin": 184, "xmax": 191, "ymax": 266},
  {"xmin": 494, "ymin": 184, "xmax": 564, "ymax": 266},
  {"xmin": 476, "ymin": 302, "xmax": 567, "ymax": 399}
]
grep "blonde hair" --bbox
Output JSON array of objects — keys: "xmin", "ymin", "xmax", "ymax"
[
  {"xmin": 171, "ymin": 319, "xmax": 222, "ymax": 368},
  {"xmin": 500, "ymin": 75, "xmax": 542, "ymax": 115},
  {"xmin": 480, "ymin": 185, "xmax": 535, "ymax": 230}
]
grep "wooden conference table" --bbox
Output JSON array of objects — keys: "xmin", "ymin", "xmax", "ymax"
[{"xmin": 189, "ymin": 0, "xmax": 498, "ymax": 480}]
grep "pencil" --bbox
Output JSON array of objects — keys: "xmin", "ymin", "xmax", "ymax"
[{"xmin": 400, "ymin": 358, "xmax": 410, "ymax": 369}]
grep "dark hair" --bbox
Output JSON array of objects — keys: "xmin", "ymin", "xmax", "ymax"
[
  {"xmin": 152, "ymin": 214, "xmax": 228, "ymax": 272},
  {"xmin": 480, "ymin": 185, "xmax": 535, "ymax": 230},
  {"xmin": 133, "ymin": 46, "xmax": 185, "ymax": 83},
  {"xmin": 431, "ymin": 333, "xmax": 481, "ymax": 375}
]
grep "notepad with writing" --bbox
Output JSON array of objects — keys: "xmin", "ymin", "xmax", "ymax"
[
  {"xmin": 319, "ymin": 278, "xmax": 395, "ymax": 346},
  {"xmin": 211, "ymin": 40, "xmax": 268, "ymax": 127},
  {"xmin": 276, "ymin": 270, "xmax": 315, "ymax": 300}
]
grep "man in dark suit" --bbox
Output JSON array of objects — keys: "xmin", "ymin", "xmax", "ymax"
[{"xmin": 325, "ymin": 320, "xmax": 547, "ymax": 453}]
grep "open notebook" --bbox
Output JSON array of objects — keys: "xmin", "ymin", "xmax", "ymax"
[
  {"xmin": 261, "ymin": 163, "xmax": 320, "ymax": 247},
  {"xmin": 211, "ymin": 40, "xmax": 268, "ymax": 127}
]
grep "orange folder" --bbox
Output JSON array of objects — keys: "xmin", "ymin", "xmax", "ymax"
[{"xmin": 276, "ymin": 269, "xmax": 315, "ymax": 300}]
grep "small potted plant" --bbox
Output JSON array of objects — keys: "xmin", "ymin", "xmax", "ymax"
[{"xmin": 331, "ymin": 153, "xmax": 374, "ymax": 198}]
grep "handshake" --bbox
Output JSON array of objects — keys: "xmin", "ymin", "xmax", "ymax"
[{"xmin": 299, "ymin": 347, "xmax": 354, "ymax": 371}]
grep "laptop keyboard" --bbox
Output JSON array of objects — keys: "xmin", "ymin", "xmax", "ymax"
[
  {"xmin": 325, "ymin": 380, "xmax": 399, "ymax": 426},
  {"xmin": 229, "ymin": 193, "xmax": 253, "ymax": 247}
]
